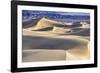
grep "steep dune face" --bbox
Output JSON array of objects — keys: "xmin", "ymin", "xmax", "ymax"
[
  {"xmin": 34, "ymin": 18, "xmax": 53, "ymax": 29},
  {"xmin": 27, "ymin": 18, "xmax": 66, "ymax": 30},
  {"xmin": 22, "ymin": 18, "xmax": 41, "ymax": 28}
]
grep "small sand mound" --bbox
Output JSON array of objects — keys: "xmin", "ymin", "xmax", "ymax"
[
  {"xmin": 80, "ymin": 22, "xmax": 90, "ymax": 28},
  {"xmin": 71, "ymin": 28, "xmax": 90, "ymax": 36},
  {"xmin": 52, "ymin": 27, "xmax": 71, "ymax": 34}
]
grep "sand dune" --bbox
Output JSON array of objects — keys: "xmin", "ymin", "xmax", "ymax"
[
  {"xmin": 26, "ymin": 26, "xmax": 90, "ymax": 36},
  {"xmin": 70, "ymin": 28, "xmax": 90, "ymax": 36},
  {"xmin": 26, "ymin": 18, "xmax": 67, "ymax": 30},
  {"xmin": 23, "ymin": 17, "xmax": 90, "ymax": 35},
  {"xmin": 66, "ymin": 42, "xmax": 90, "ymax": 60},
  {"xmin": 22, "ymin": 18, "xmax": 90, "ymax": 62},
  {"xmin": 52, "ymin": 26, "xmax": 90, "ymax": 35},
  {"xmin": 22, "ymin": 18, "xmax": 41, "ymax": 28}
]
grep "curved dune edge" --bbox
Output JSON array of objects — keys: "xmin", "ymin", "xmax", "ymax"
[
  {"xmin": 22, "ymin": 43, "xmax": 90, "ymax": 62},
  {"xmin": 24, "ymin": 17, "xmax": 90, "ymax": 35},
  {"xmin": 26, "ymin": 18, "xmax": 64, "ymax": 30},
  {"xmin": 25, "ymin": 26, "xmax": 90, "ymax": 36},
  {"xmin": 66, "ymin": 42, "xmax": 90, "ymax": 60}
]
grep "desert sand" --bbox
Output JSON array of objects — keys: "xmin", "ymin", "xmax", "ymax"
[
  {"xmin": 22, "ymin": 18, "xmax": 90, "ymax": 62},
  {"xmin": 22, "ymin": 49, "xmax": 66, "ymax": 62}
]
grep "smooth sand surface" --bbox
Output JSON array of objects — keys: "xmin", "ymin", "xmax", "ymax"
[
  {"xmin": 66, "ymin": 46, "xmax": 90, "ymax": 60},
  {"xmin": 22, "ymin": 30, "xmax": 88, "ymax": 50},
  {"xmin": 22, "ymin": 49, "xmax": 66, "ymax": 62},
  {"xmin": 22, "ymin": 29, "xmax": 90, "ymax": 62}
]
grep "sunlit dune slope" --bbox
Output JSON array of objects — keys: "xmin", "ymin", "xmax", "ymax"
[
  {"xmin": 66, "ymin": 42, "xmax": 90, "ymax": 60},
  {"xmin": 26, "ymin": 17, "xmax": 66, "ymax": 30},
  {"xmin": 24, "ymin": 17, "xmax": 90, "ymax": 35}
]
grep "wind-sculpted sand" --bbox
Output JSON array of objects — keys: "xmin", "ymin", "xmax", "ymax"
[
  {"xmin": 22, "ymin": 18, "xmax": 90, "ymax": 62},
  {"xmin": 25, "ymin": 18, "xmax": 90, "ymax": 35}
]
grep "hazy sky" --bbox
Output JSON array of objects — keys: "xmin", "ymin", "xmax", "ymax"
[
  {"xmin": 22, "ymin": 10, "xmax": 90, "ymax": 16},
  {"xmin": 22, "ymin": 10, "xmax": 90, "ymax": 23}
]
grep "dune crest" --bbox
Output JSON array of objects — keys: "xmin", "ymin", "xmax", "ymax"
[
  {"xmin": 24, "ymin": 17, "xmax": 90, "ymax": 35},
  {"xmin": 27, "ymin": 17, "xmax": 66, "ymax": 30}
]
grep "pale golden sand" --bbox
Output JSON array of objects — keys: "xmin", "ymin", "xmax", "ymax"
[
  {"xmin": 22, "ymin": 18, "xmax": 90, "ymax": 62},
  {"xmin": 22, "ymin": 30, "xmax": 90, "ymax": 62},
  {"xmin": 22, "ymin": 49, "xmax": 66, "ymax": 62},
  {"xmin": 66, "ymin": 48, "xmax": 90, "ymax": 60}
]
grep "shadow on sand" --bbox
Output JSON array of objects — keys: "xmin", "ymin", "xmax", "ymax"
[{"xmin": 22, "ymin": 35, "xmax": 87, "ymax": 50}]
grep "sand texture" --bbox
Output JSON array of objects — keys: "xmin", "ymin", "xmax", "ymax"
[{"xmin": 22, "ymin": 18, "xmax": 90, "ymax": 62}]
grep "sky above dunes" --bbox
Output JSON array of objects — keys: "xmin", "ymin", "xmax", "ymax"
[
  {"xmin": 22, "ymin": 10, "xmax": 90, "ymax": 23},
  {"xmin": 22, "ymin": 10, "xmax": 90, "ymax": 16}
]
